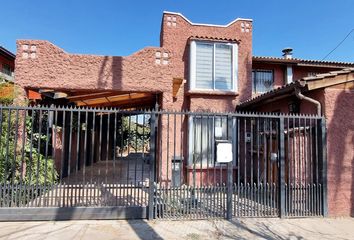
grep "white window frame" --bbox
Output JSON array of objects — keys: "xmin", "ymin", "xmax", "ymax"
[
  {"xmin": 188, "ymin": 115, "xmax": 237, "ymax": 167},
  {"xmin": 189, "ymin": 40, "xmax": 238, "ymax": 92}
]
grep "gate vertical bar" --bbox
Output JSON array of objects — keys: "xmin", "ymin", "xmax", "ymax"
[
  {"xmin": 148, "ymin": 110, "xmax": 157, "ymax": 220},
  {"xmin": 226, "ymin": 116, "xmax": 233, "ymax": 220},
  {"xmin": 279, "ymin": 117, "xmax": 286, "ymax": 218},
  {"xmin": 318, "ymin": 117, "xmax": 327, "ymax": 216}
]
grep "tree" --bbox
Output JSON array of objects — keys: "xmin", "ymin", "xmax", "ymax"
[{"xmin": 121, "ymin": 115, "xmax": 150, "ymax": 152}]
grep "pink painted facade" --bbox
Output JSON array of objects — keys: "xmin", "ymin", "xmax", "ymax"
[
  {"xmin": 325, "ymin": 87, "xmax": 354, "ymax": 216},
  {"xmin": 15, "ymin": 41, "xmax": 173, "ymax": 96}
]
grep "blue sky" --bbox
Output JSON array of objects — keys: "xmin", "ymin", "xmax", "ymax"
[{"xmin": 2, "ymin": 0, "xmax": 353, "ymax": 61}]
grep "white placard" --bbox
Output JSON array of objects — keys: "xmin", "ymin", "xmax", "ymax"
[{"xmin": 216, "ymin": 142, "xmax": 233, "ymax": 163}]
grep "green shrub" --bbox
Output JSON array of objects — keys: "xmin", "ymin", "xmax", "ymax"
[{"xmin": 0, "ymin": 110, "xmax": 58, "ymax": 185}]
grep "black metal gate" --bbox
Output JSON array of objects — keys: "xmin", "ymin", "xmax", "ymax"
[
  {"xmin": 0, "ymin": 106, "xmax": 153, "ymax": 220},
  {"xmin": 150, "ymin": 111, "xmax": 327, "ymax": 219},
  {"xmin": 0, "ymin": 106, "xmax": 327, "ymax": 220}
]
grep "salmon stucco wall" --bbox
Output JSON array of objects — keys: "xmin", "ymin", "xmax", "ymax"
[
  {"xmin": 325, "ymin": 87, "xmax": 354, "ymax": 216},
  {"xmin": 15, "ymin": 40, "xmax": 174, "ymax": 94}
]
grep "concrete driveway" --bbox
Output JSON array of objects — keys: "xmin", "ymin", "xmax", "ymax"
[{"xmin": 0, "ymin": 218, "xmax": 353, "ymax": 240}]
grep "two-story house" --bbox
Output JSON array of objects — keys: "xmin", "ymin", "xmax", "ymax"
[
  {"xmin": 14, "ymin": 11, "xmax": 253, "ymax": 187},
  {"xmin": 10, "ymin": 11, "xmax": 354, "ymax": 219}
]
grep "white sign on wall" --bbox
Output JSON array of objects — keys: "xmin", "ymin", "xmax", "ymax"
[{"xmin": 216, "ymin": 141, "xmax": 233, "ymax": 163}]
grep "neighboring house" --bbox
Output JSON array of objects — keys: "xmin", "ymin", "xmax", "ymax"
[
  {"xmin": 0, "ymin": 46, "xmax": 15, "ymax": 82},
  {"xmin": 252, "ymin": 49, "xmax": 354, "ymax": 95},
  {"xmin": 0, "ymin": 46, "xmax": 16, "ymax": 104},
  {"xmin": 12, "ymin": 11, "xmax": 354, "ymax": 218},
  {"xmin": 238, "ymin": 68, "xmax": 354, "ymax": 216},
  {"xmin": 246, "ymin": 53, "xmax": 354, "ymax": 217}
]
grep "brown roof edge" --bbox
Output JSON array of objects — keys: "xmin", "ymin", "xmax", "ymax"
[
  {"xmin": 237, "ymin": 81, "xmax": 304, "ymax": 109},
  {"xmin": 252, "ymin": 56, "xmax": 354, "ymax": 67},
  {"xmin": 189, "ymin": 36, "xmax": 240, "ymax": 43},
  {"xmin": 252, "ymin": 56, "xmax": 299, "ymax": 64},
  {"xmin": 0, "ymin": 46, "xmax": 15, "ymax": 60}
]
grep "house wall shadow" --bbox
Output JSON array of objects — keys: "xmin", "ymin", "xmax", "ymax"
[
  {"xmin": 127, "ymin": 220, "xmax": 163, "ymax": 240},
  {"xmin": 327, "ymin": 89, "xmax": 354, "ymax": 216},
  {"xmin": 97, "ymin": 56, "xmax": 123, "ymax": 91}
]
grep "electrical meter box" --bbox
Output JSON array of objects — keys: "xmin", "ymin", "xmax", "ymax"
[{"xmin": 216, "ymin": 140, "xmax": 233, "ymax": 163}]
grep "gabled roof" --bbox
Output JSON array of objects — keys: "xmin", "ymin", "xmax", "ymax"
[
  {"xmin": 0, "ymin": 46, "xmax": 15, "ymax": 60},
  {"xmin": 237, "ymin": 68, "xmax": 354, "ymax": 109},
  {"xmin": 253, "ymin": 56, "xmax": 354, "ymax": 68}
]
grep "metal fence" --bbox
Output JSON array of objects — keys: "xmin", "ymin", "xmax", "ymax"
[
  {"xmin": 151, "ymin": 111, "xmax": 327, "ymax": 219},
  {"xmin": 283, "ymin": 117, "xmax": 326, "ymax": 217},
  {"xmin": 0, "ymin": 106, "xmax": 152, "ymax": 220},
  {"xmin": 0, "ymin": 105, "xmax": 327, "ymax": 220}
]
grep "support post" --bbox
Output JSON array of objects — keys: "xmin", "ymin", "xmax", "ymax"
[
  {"xmin": 279, "ymin": 117, "xmax": 286, "ymax": 218},
  {"xmin": 318, "ymin": 117, "xmax": 328, "ymax": 216},
  {"xmin": 226, "ymin": 116, "xmax": 234, "ymax": 220},
  {"xmin": 148, "ymin": 111, "xmax": 157, "ymax": 220}
]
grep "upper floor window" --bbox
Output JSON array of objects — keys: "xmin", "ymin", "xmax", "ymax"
[
  {"xmin": 190, "ymin": 41, "xmax": 238, "ymax": 91},
  {"xmin": 252, "ymin": 69, "xmax": 273, "ymax": 93}
]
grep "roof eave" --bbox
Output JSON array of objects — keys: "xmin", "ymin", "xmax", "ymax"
[
  {"xmin": 0, "ymin": 46, "xmax": 16, "ymax": 60},
  {"xmin": 252, "ymin": 57, "xmax": 299, "ymax": 65},
  {"xmin": 252, "ymin": 56, "xmax": 354, "ymax": 68},
  {"xmin": 237, "ymin": 81, "xmax": 305, "ymax": 109},
  {"xmin": 296, "ymin": 63, "xmax": 354, "ymax": 68}
]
